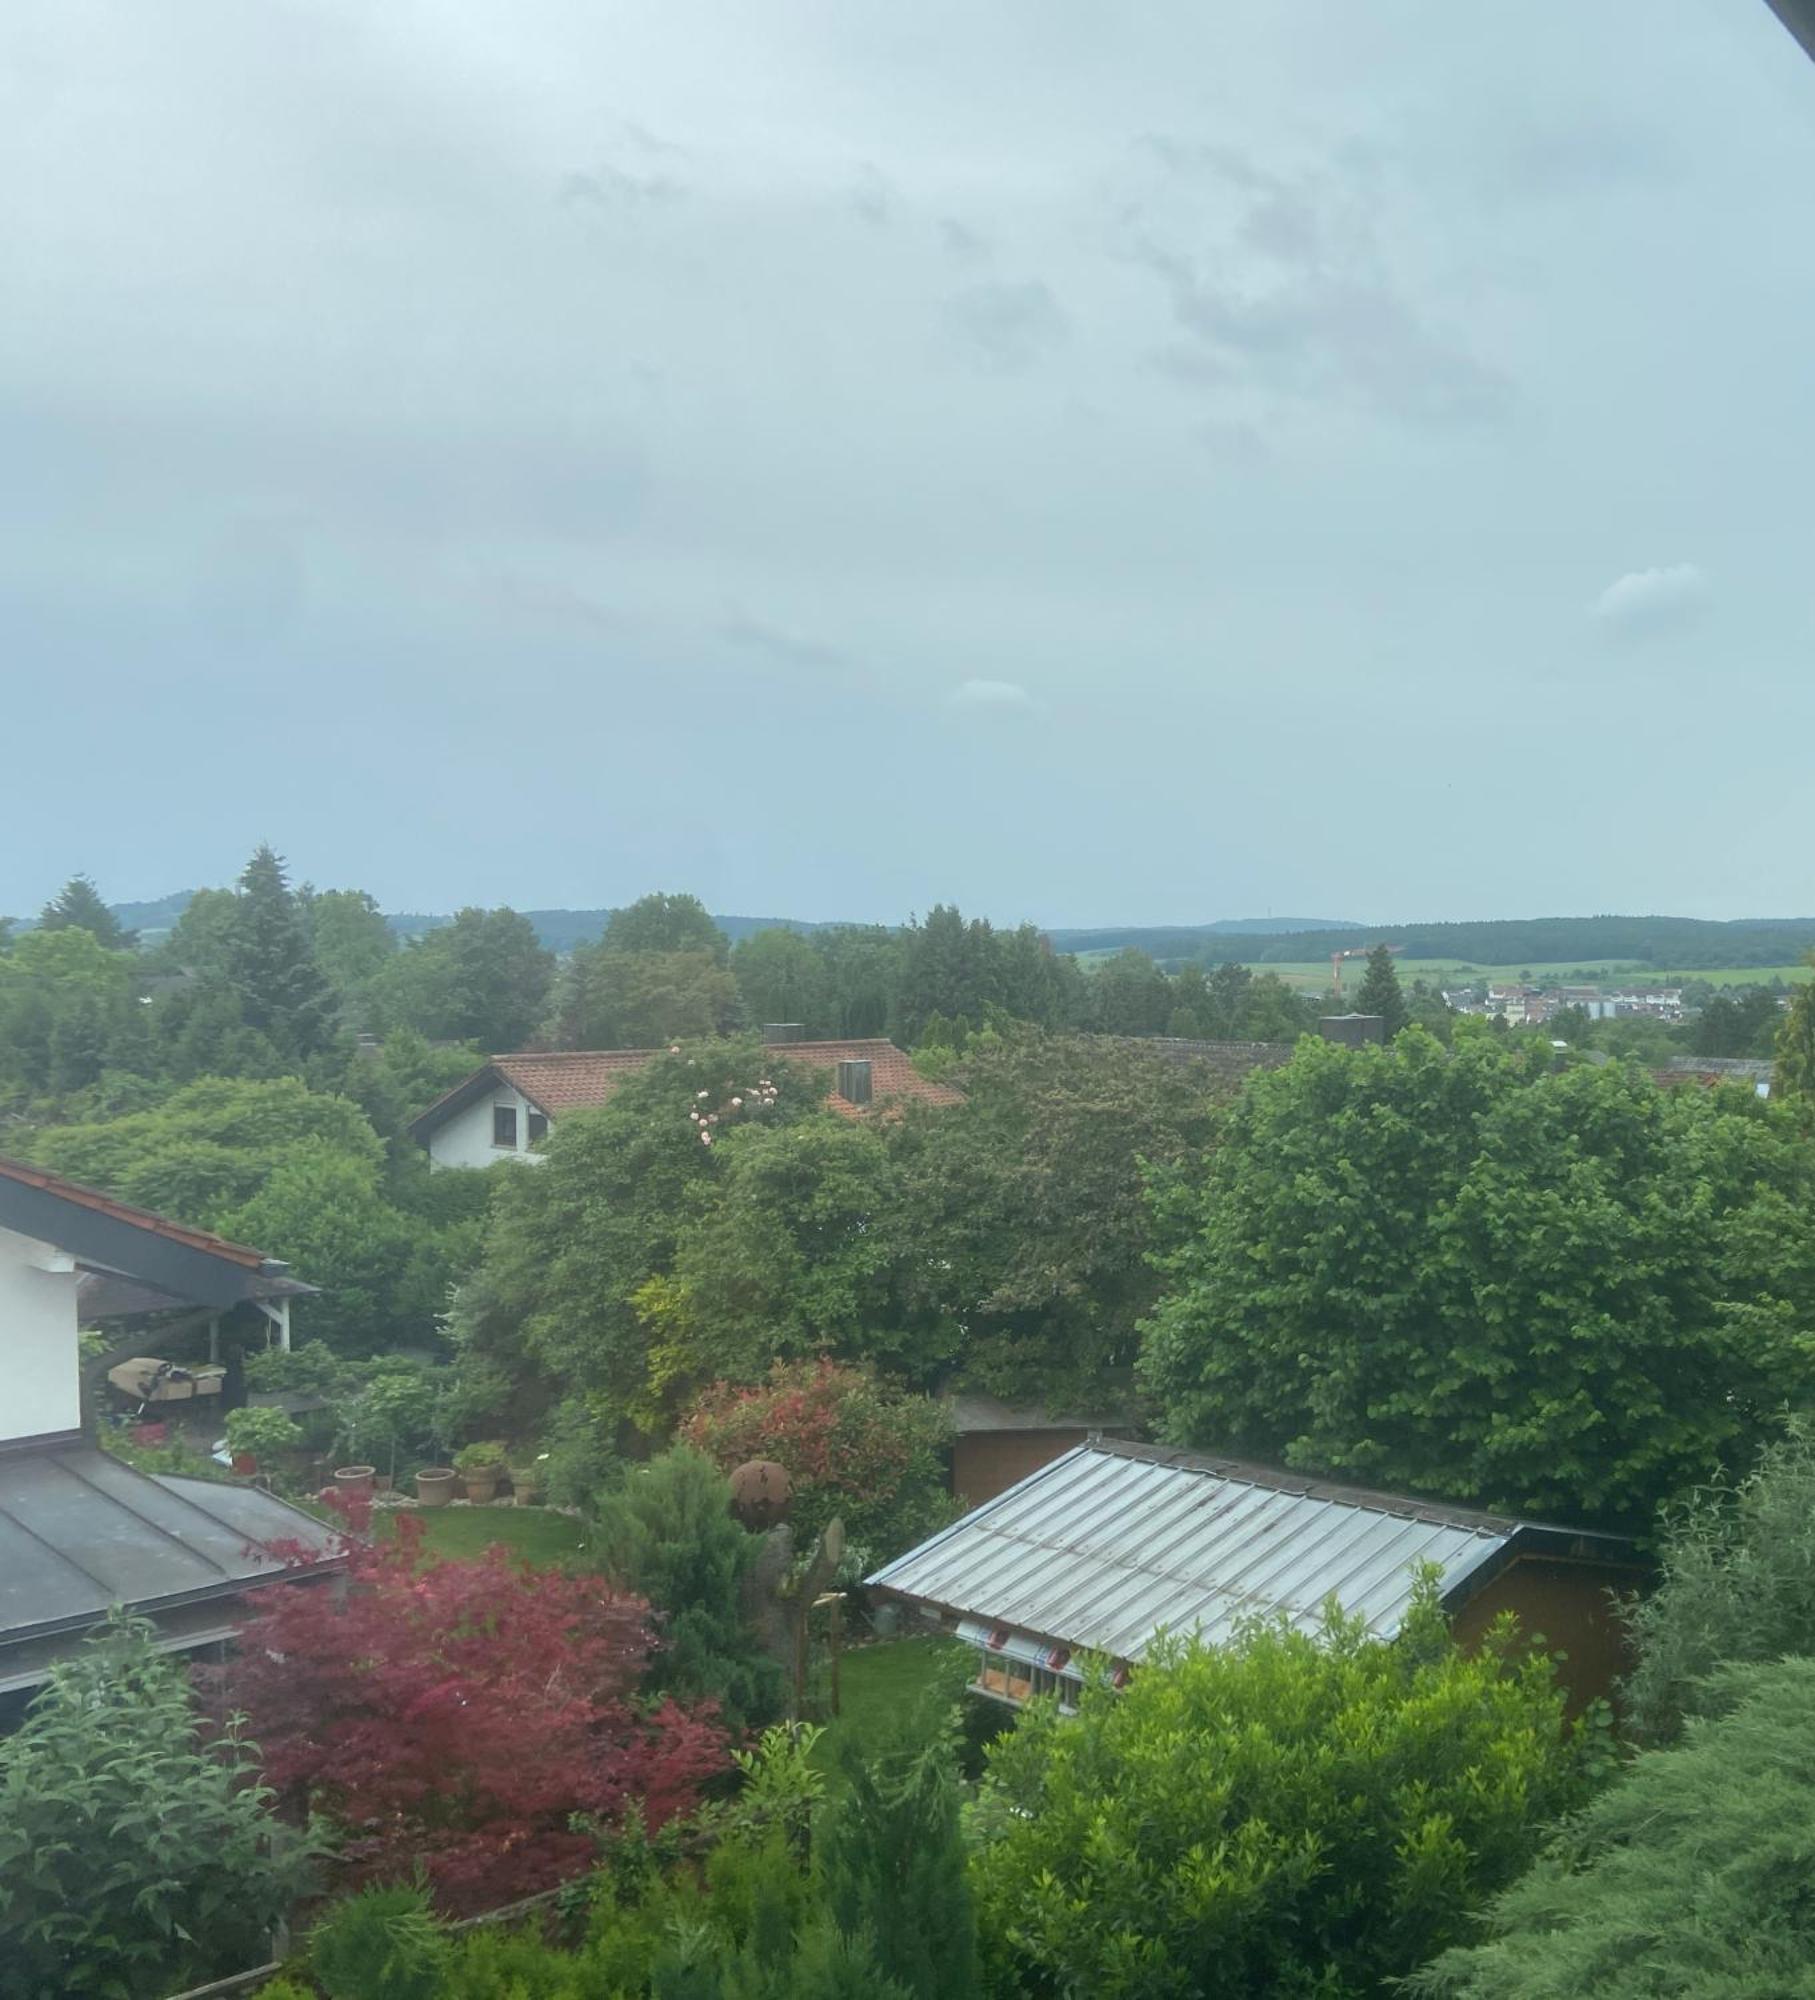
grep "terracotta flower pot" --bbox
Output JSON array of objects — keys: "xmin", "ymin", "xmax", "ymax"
[
  {"xmin": 511, "ymin": 1476, "xmax": 542, "ymax": 1508},
  {"xmin": 231, "ymin": 1451, "xmax": 258, "ymax": 1476},
  {"xmin": 462, "ymin": 1468, "xmax": 500, "ymax": 1503},
  {"xmin": 334, "ymin": 1465, "xmax": 376, "ymax": 1499},
  {"xmin": 416, "ymin": 1467, "xmax": 458, "ymax": 1508}
]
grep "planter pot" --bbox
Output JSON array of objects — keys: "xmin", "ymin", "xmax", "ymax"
[
  {"xmin": 130, "ymin": 1422, "xmax": 169, "ymax": 1447},
  {"xmin": 416, "ymin": 1467, "xmax": 458, "ymax": 1508},
  {"xmin": 374, "ymin": 1472, "xmax": 394, "ymax": 1493},
  {"xmin": 462, "ymin": 1470, "xmax": 501, "ymax": 1503},
  {"xmin": 334, "ymin": 1465, "xmax": 376, "ymax": 1498},
  {"xmin": 232, "ymin": 1451, "xmax": 258, "ymax": 1476},
  {"xmin": 511, "ymin": 1478, "xmax": 542, "ymax": 1508}
]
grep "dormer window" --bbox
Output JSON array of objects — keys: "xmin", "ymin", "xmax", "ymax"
[{"xmin": 493, "ymin": 1105, "xmax": 519, "ymax": 1149}]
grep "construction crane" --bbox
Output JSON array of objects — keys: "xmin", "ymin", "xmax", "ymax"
[{"xmin": 1331, "ymin": 943, "xmax": 1402, "ymax": 1002}]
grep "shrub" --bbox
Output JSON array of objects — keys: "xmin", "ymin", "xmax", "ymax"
[
  {"xmin": 1409, "ymin": 1658, "xmax": 1815, "ymax": 1999},
  {"xmin": 1620, "ymin": 1424, "xmax": 1815, "ymax": 1744},
  {"xmin": 591, "ymin": 1448, "xmax": 782, "ymax": 1732},
  {"xmin": 970, "ymin": 1583, "xmax": 1594, "ymax": 1999},
  {"xmin": 311, "ymin": 1884, "xmax": 449, "ymax": 2000},
  {"xmin": 0, "ymin": 1612, "xmax": 308, "ymax": 1999},
  {"xmin": 225, "ymin": 1403, "xmax": 305, "ymax": 1460},
  {"xmin": 211, "ymin": 1516, "xmax": 730, "ymax": 1912},
  {"xmin": 680, "ymin": 1359, "xmax": 954, "ymax": 1559}
]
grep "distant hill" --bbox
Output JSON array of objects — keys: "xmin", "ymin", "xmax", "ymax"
[{"xmin": 91, "ymin": 895, "xmax": 1815, "ymax": 973}]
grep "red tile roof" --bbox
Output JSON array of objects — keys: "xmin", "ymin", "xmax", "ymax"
[
  {"xmin": 418, "ymin": 1039, "xmax": 962, "ymax": 1133},
  {"xmin": 0, "ymin": 1155, "xmax": 272, "ymax": 1269}
]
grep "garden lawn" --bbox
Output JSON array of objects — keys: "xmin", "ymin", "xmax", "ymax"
[
  {"xmin": 380, "ymin": 1503, "xmax": 590, "ymax": 1568},
  {"xmin": 812, "ymin": 1636, "xmax": 970, "ymax": 1786}
]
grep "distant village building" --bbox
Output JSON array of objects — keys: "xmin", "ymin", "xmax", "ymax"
[
  {"xmin": 869, "ymin": 1439, "xmax": 1641, "ymax": 1715},
  {"xmin": 0, "ymin": 1157, "xmax": 339, "ymax": 1699},
  {"xmin": 410, "ymin": 1036, "xmax": 963, "ymax": 1168}
]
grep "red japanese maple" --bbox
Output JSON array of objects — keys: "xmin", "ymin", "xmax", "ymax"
[{"xmin": 207, "ymin": 1516, "xmax": 729, "ymax": 1912}]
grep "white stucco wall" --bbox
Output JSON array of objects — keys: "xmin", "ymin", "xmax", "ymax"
[
  {"xmin": 0, "ymin": 1224, "xmax": 83, "ymax": 1440},
  {"xmin": 426, "ymin": 1085, "xmax": 551, "ymax": 1170}
]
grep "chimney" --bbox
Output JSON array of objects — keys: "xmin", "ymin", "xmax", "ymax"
[
  {"xmin": 836, "ymin": 1058, "xmax": 873, "ymax": 1106},
  {"xmin": 761, "ymin": 1024, "xmax": 806, "ymax": 1045},
  {"xmin": 1319, "ymin": 1013, "xmax": 1386, "ymax": 1048}
]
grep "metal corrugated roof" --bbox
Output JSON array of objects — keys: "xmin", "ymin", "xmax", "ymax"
[{"xmin": 866, "ymin": 1442, "xmax": 1522, "ymax": 1662}]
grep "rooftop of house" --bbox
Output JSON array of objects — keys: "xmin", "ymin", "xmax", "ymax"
[
  {"xmin": 410, "ymin": 1037, "xmax": 963, "ymax": 1142},
  {"xmin": 867, "ymin": 1437, "xmax": 1633, "ymax": 1667}
]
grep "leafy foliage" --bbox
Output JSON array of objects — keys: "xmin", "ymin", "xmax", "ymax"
[
  {"xmin": 1620, "ymin": 1425, "xmax": 1815, "ymax": 1745},
  {"xmin": 450, "ymin": 1042, "xmax": 817, "ymax": 1423},
  {"xmin": 311, "ymin": 1884, "xmax": 449, "ymax": 2000},
  {"xmin": 894, "ymin": 1029, "xmax": 1227, "ymax": 1405},
  {"xmin": 1141, "ymin": 1030, "xmax": 1815, "ymax": 1530},
  {"xmin": 589, "ymin": 1448, "xmax": 782, "ymax": 1731},
  {"xmin": 1774, "ymin": 951, "xmax": 1815, "ymax": 1117},
  {"xmin": 970, "ymin": 1587, "xmax": 1592, "ymax": 2000},
  {"xmin": 227, "ymin": 845, "xmax": 339, "ymax": 1059},
  {"xmin": 1352, "ymin": 944, "xmax": 1409, "ymax": 1038},
  {"xmin": 681, "ymin": 1359, "xmax": 953, "ymax": 1560},
  {"xmin": 367, "ymin": 906, "xmax": 554, "ymax": 1051},
  {"xmin": 553, "ymin": 946, "xmax": 742, "ymax": 1049},
  {"xmin": 212, "ymin": 1517, "xmax": 730, "ymax": 1912},
  {"xmin": 0, "ymin": 1612, "xmax": 308, "ymax": 2000},
  {"xmin": 38, "ymin": 871, "xmax": 133, "ymax": 948},
  {"xmin": 1408, "ymin": 1658, "xmax": 1815, "ymax": 2000}
]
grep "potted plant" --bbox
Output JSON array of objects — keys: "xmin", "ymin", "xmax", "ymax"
[
  {"xmin": 415, "ymin": 1465, "xmax": 458, "ymax": 1508},
  {"xmin": 510, "ymin": 1451, "xmax": 549, "ymax": 1507},
  {"xmin": 224, "ymin": 1405, "xmax": 302, "ymax": 1478},
  {"xmin": 454, "ymin": 1441, "xmax": 507, "ymax": 1503}
]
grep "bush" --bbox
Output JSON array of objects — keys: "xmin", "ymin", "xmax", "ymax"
[
  {"xmin": 0, "ymin": 1612, "xmax": 308, "ymax": 2000},
  {"xmin": 1409, "ymin": 1658, "xmax": 1815, "ymax": 1999},
  {"xmin": 225, "ymin": 1403, "xmax": 305, "ymax": 1460},
  {"xmin": 679, "ymin": 1360, "xmax": 954, "ymax": 1560},
  {"xmin": 591, "ymin": 1448, "xmax": 782, "ymax": 1732},
  {"xmin": 212, "ymin": 1516, "xmax": 730, "ymax": 1912},
  {"xmin": 312, "ymin": 1884, "xmax": 449, "ymax": 2000},
  {"xmin": 970, "ymin": 1583, "xmax": 1595, "ymax": 1999},
  {"xmin": 1620, "ymin": 1424, "xmax": 1815, "ymax": 1744}
]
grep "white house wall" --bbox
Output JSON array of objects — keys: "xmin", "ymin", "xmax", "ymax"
[
  {"xmin": 426, "ymin": 1086, "xmax": 550, "ymax": 1170},
  {"xmin": 0, "ymin": 1224, "xmax": 82, "ymax": 1439}
]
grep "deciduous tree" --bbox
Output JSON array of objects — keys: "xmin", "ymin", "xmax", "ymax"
[
  {"xmin": 1141, "ymin": 1031, "xmax": 1815, "ymax": 1530},
  {"xmin": 213, "ymin": 1518, "xmax": 730, "ymax": 1912}
]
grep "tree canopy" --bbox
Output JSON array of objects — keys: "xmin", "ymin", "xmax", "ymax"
[{"xmin": 1140, "ymin": 1029, "xmax": 1815, "ymax": 1530}]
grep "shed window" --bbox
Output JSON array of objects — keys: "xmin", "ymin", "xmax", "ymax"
[
  {"xmin": 493, "ymin": 1105, "xmax": 519, "ymax": 1148},
  {"xmin": 526, "ymin": 1110, "xmax": 549, "ymax": 1145}
]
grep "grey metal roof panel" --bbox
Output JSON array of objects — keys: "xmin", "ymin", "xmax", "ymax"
[
  {"xmin": 867, "ymin": 1444, "xmax": 1521, "ymax": 1663},
  {"xmin": 0, "ymin": 1445, "xmax": 341, "ymax": 1645}
]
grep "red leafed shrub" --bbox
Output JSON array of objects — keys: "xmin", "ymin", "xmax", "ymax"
[
  {"xmin": 206, "ymin": 1516, "xmax": 729, "ymax": 1913},
  {"xmin": 679, "ymin": 1358, "xmax": 953, "ymax": 1561}
]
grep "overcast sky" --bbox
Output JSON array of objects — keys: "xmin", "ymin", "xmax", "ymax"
[{"xmin": 5, "ymin": 1, "xmax": 1814, "ymax": 927}]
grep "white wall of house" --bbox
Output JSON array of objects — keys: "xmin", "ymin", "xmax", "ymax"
[
  {"xmin": 0, "ymin": 1224, "xmax": 82, "ymax": 1440},
  {"xmin": 426, "ymin": 1085, "xmax": 551, "ymax": 1170}
]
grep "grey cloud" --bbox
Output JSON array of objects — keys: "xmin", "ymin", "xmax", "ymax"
[
  {"xmin": 721, "ymin": 603, "xmax": 852, "ymax": 673},
  {"xmin": 559, "ymin": 162, "xmax": 686, "ymax": 209},
  {"xmin": 946, "ymin": 280, "xmax": 1069, "ymax": 373},
  {"xmin": 1116, "ymin": 143, "xmax": 1511, "ymax": 427},
  {"xmin": 849, "ymin": 163, "xmax": 898, "ymax": 226},
  {"xmin": 938, "ymin": 217, "xmax": 991, "ymax": 263},
  {"xmin": 1591, "ymin": 564, "xmax": 1710, "ymax": 639},
  {"xmin": 948, "ymin": 678, "xmax": 1042, "ymax": 715}
]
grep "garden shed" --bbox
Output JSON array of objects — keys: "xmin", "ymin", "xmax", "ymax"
[{"xmin": 868, "ymin": 1439, "xmax": 1640, "ymax": 1712}]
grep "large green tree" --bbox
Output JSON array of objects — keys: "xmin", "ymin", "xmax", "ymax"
[
  {"xmin": 449, "ymin": 1041, "xmax": 819, "ymax": 1425},
  {"xmin": 225, "ymin": 846, "xmax": 337, "ymax": 1059},
  {"xmin": 302, "ymin": 887, "xmax": 396, "ymax": 1007},
  {"xmin": 639, "ymin": 1116, "xmax": 936, "ymax": 1396},
  {"xmin": 0, "ymin": 925, "xmax": 143, "ymax": 1097},
  {"xmin": 731, "ymin": 927, "xmax": 836, "ymax": 1036},
  {"xmin": 1773, "ymin": 956, "xmax": 1815, "ymax": 1117},
  {"xmin": 369, "ymin": 906, "xmax": 553, "ymax": 1050},
  {"xmin": 552, "ymin": 946, "xmax": 741, "ymax": 1049},
  {"xmin": 1352, "ymin": 943, "xmax": 1410, "ymax": 1038},
  {"xmin": 1141, "ymin": 1030, "xmax": 1815, "ymax": 1530},
  {"xmin": 1409, "ymin": 1658, "xmax": 1815, "ymax": 2000},
  {"xmin": 37, "ymin": 872, "xmax": 134, "ymax": 949},
  {"xmin": 971, "ymin": 1588, "xmax": 1591, "ymax": 2000},
  {"xmin": 601, "ymin": 890, "xmax": 728, "ymax": 959},
  {"xmin": 893, "ymin": 1029, "xmax": 1227, "ymax": 1406}
]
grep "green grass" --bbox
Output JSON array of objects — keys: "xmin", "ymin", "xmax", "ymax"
[
  {"xmin": 812, "ymin": 1637, "xmax": 970, "ymax": 1783},
  {"xmin": 379, "ymin": 1502, "xmax": 590, "ymax": 1567}
]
